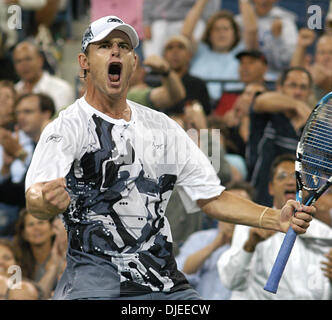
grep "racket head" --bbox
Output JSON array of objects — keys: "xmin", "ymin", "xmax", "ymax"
[
  {"xmin": 296, "ymin": 92, "xmax": 332, "ymax": 195},
  {"xmin": 264, "ymin": 91, "xmax": 332, "ymax": 294}
]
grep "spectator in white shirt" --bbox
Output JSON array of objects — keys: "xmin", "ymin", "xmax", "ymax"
[
  {"xmin": 218, "ymin": 153, "xmax": 332, "ymax": 300},
  {"xmin": 236, "ymin": 0, "xmax": 298, "ymax": 81},
  {"xmin": 13, "ymin": 41, "xmax": 75, "ymax": 112}
]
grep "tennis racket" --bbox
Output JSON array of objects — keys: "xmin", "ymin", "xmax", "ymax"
[{"xmin": 264, "ymin": 91, "xmax": 332, "ymax": 294}]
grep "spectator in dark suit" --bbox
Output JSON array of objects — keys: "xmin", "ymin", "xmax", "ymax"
[{"xmin": 248, "ymin": 66, "xmax": 312, "ymax": 205}]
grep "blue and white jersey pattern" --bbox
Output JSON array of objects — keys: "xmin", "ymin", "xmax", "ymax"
[{"xmin": 25, "ymin": 97, "xmax": 224, "ymax": 299}]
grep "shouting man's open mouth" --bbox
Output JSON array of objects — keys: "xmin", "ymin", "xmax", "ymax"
[{"xmin": 108, "ymin": 62, "xmax": 122, "ymax": 85}]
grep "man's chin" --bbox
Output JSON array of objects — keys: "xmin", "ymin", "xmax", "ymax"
[{"xmin": 108, "ymin": 80, "xmax": 121, "ymax": 88}]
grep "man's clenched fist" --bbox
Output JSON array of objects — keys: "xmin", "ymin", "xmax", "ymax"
[
  {"xmin": 26, "ymin": 178, "xmax": 71, "ymax": 220},
  {"xmin": 42, "ymin": 178, "xmax": 71, "ymax": 213}
]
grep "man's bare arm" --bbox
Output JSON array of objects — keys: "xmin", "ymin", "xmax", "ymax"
[
  {"xmin": 143, "ymin": 55, "xmax": 186, "ymax": 109},
  {"xmin": 197, "ymin": 190, "xmax": 314, "ymax": 234},
  {"xmin": 254, "ymin": 92, "xmax": 303, "ymax": 114},
  {"xmin": 239, "ymin": 0, "xmax": 259, "ymax": 50},
  {"xmin": 181, "ymin": 0, "xmax": 209, "ymax": 41},
  {"xmin": 150, "ymin": 70, "xmax": 186, "ymax": 109}
]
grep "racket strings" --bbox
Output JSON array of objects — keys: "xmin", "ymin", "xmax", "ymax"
[
  {"xmin": 303, "ymin": 122, "xmax": 332, "ymax": 160},
  {"xmin": 300, "ymin": 164, "xmax": 331, "ymax": 190},
  {"xmin": 307, "ymin": 119, "xmax": 332, "ymax": 137},
  {"xmin": 300, "ymin": 105, "xmax": 332, "ymax": 189}
]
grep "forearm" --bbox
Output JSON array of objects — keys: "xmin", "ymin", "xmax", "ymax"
[
  {"xmin": 290, "ymin": 44, "xmax": 307, "ymax": 67},
  {"xmin": 181, "ymin": 0, "xmax": 209, "ymax": 39},
  {"xmin": 161, "ymin": 71, "xmax": 186, "ymax": 104},
  {"xmin": 254, "ymin": 92, "xmax": 297, "ymax": 113},
  {"xmin": 239, "ymin": 0, "xmax": 258, "ymax": 49},
  {"xmin": 183, "ymin": 242, "xmax": 217, "ymax": 274},
  {"xmin": 150, "ymin": 71, "xmax": 186, "ymax": 109},
  {"xmin": 37, "ymin": 264, "xmax": 59, "ymax": 299},
  {"xmin": 198, "ymin": 191, "xmax": 281, "ymax": 231}
]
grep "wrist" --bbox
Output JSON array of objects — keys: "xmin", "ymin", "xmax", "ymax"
[
  {"xmin": 45, "ymin": 260, "xmax": 59, "ymax": 272},
  {"xmin": 260, "ymin": 207, "xmax": 280, "ymax": 231}
]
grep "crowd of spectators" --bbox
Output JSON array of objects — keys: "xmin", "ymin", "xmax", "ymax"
[{"xmin": 0, "ymin": 0, "xmax": 332, "ymax": 300}]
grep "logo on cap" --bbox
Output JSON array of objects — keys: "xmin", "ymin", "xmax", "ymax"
[{"xmin": 107, "ymin": 17, "xmax": 123, "ymax": 24}]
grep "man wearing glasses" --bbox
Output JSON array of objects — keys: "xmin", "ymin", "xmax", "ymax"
[
  {"xmin": 218, "ymin": 154, "xmax": 332, "ymax": 300},
  {"xmin": 0, "ymin": 93, "xmax": 55, "ymax": 221}
]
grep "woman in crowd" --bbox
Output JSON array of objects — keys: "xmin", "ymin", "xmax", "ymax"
[
  {"xmin": 182, "ymin": 0, "xmax": 248, "ymax": 106},
  {"xmin": 13, "ymin": 209, "xmax": 66, "ymax": 299}
]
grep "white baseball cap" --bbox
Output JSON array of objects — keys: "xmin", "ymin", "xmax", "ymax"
[{"xmin": 81, "ymin": 16, "xmax": 139, "ymax": 52}]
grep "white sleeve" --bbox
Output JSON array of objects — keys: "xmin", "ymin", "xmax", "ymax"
[
  {"xmin": 217, "ymin": 225, "xmax": 254, "ymax": 291},
  {"xmin": 172, "ymin": 125, "xmax": 224, "ymax": 213},
  {"xmin": 25, "ymin": 116, "xmax": 82, "ymax": 191}
]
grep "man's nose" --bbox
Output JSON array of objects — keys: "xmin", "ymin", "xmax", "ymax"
[{"xmin": 111, "ymin": 43, "xmax": 120, "ymax": 56}]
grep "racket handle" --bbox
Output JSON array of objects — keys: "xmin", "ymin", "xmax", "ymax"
[{"xmin": 264, "ymin": 227, "xmax": 297, "ymax": 293}]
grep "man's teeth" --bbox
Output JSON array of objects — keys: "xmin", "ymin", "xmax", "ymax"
[{"xmin": 109, "ymin": 74, "xmax": 120, "ymax": 82}]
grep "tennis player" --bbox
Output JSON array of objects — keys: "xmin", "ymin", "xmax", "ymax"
[{"xmin": 25, "ymin": 16, "xmax": 315, "ymax": 300}]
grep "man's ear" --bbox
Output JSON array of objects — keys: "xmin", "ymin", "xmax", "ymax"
[
  {"xmin": 78, "ymin": 52, "xmax": 89, "ymax": 72},
  {"xmin": 133, "ymin": 52, "xmax": 138, "ymax": 71}
]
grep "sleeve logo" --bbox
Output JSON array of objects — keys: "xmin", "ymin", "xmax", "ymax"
[{"xmin": 46, "ymin": 134, "xmax": 63, "ymax": 143}]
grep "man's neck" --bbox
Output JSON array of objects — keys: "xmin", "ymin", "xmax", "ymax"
[
  {"xmin": 85, "ymin": 86, "xmax": 131, "ymax": 121},
  {"xmin": 23, "ymin": 71, "xmax": 43, "ymax": 91}
]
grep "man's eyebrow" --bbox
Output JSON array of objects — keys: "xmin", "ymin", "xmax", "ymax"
[
  {"xmin": 96, "ymin": 40, "xmax": 111, "ymax": 45},
  {"xmin": 96, "ymin": 39, "xmax": 131, "ymax": 46}
]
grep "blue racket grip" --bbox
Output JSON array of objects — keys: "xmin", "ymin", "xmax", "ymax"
[{"xmin": 264, "ymin": 226, "xmax": 297, "ymax": 293}]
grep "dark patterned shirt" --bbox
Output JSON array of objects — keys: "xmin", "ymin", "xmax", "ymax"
[{"xmin": 26, "ymin": 97, "xmax": 223, "ymax": 299}]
